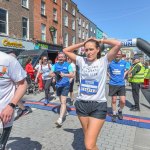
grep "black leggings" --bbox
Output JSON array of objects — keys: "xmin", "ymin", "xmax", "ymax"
[
  {"xmin": 0, "ymin": 126, "xmax": 12, "ymax": 150},
  {"xmin": 43, "ymin": 79, "xmax": 52, "ymax": 100}
]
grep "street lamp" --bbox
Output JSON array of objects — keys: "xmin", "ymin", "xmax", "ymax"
[{"xmin": 49, "ymin": 26, "xmax": 56, "ymax": 44}]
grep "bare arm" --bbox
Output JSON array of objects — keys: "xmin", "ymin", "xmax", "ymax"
[
  {"xmin": 11, "ymin": 79, "xmax": 28, "ymax": 105},
  {"xmin": 63, "ymin": 42, "xmax": 84, "ymax": 63},
  {"xmin": 101, "ymin": 39, "xmax": 122, "ymax": 62},
  {"xmin": 124, "ymin": 70, "xmax": 129, "ymax": 78},
  {"xmin": 1, "ymin": 79, "xmax": 28, "ymax": 124},
  {"xmin": 60, "ymin": 72, "xmax": 74, "ymax": 78}
]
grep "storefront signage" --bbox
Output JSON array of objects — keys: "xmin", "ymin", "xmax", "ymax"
[
  {"xmin": 37, "ymin": 43, "xmax": 48, "ymax": 49},
  {"xmin": 2, "ymin": 38, "xmax": 23, "ymax": 48}
]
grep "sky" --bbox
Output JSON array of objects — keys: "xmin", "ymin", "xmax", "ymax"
[{"xmin": 73, "ymin": 0, "xmax": 150, "ymax": 42}]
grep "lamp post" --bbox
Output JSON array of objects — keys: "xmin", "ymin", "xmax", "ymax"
[{"xmin": 49, "ymin": 26, "xmax": 56, "ymax": 44}]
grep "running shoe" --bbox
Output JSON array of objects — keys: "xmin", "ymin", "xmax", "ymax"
[
  {"xmin": 55, "ymin": 117, "xmax": 63, "ymax": 127},
  {"xmin": 112, "ymin": 115, "xmax": 117, "ymax": 122},
  {"xmin": 44, "ymin": 99, "xmax": 49, "ymax": 105},
  {"xmin": 118, "ymin": 110, "xmax": 123, "ymax": 120},
  {"xmin": 15, "ymin": 106, "xmax": 32, "ymax": 120}
]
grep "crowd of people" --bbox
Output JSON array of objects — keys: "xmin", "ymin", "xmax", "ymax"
[{"xmin": 0, "ymin": 37, "xmax": 150, "ymax": 150}]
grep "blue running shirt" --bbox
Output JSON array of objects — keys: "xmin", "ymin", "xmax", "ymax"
[{"xmin": 109, "ymin": 60, "xmax": 127, "ymax": 86}]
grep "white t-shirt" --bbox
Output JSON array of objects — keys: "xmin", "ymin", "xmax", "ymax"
[
  {"xmin": 0, "ymin": 51, "xmax": 27, "ymax": 127},
  {"xmin": 38, "ymin": 64, "xmax": 52, "ymax": 80},
  {"xmin": 76, "ymin": 55, "xmax": 108, "ymax": 103}
]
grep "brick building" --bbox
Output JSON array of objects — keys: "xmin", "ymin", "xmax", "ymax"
[
  {"xmin": 0, "ymin": 0, "xmax": 34, "ymax": 54},
  {"xmin": 62, "ymin": 0, "xmax": 77, "ymax": 47},
  {"xmin": 33, "ymin": 0, "xmax": 62, "ymax": 62},
  {"xmin": 33, "ymin": 0, "xmax": 62, "ymax": 45}
]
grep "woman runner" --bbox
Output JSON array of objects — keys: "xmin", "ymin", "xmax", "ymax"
[{"xmin": 63, "ymin": 38, "xmax": 121, "ymax": 150}]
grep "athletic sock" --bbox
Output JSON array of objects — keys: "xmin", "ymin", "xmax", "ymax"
[
  {"xmin": 113, "ymin": 111, "xmax": 116, "ymax": 115},
  {"xmin": 118, "ymin": 108, "xmax": 122, "ymax": 112}
]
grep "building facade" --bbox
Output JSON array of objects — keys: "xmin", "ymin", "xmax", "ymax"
[
  {"xmin": 62, "ymin": 0, "xmax": 77, "ymax": 47},
  {"xmin": 33, "ymin": 0, "xmax": 62, "ymax": 45},
  {"xmin": 76, "ymin": 11, "xmax": 90, "ymax": 44},
  {"xmin": 89, "ymin": 22, "xmax": 97, "ymax": 38},
  {"xmin": 0, "ymin": 0, "xmax": 34, "ymax": 54},
  {"xmin": 96, "ymin": 28, "xmax": 103, "ymax": 39}
]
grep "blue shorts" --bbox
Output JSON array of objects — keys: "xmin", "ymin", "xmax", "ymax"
[{"xmin": 56, "ymin": 86, "xmax": 69, "ymax": 96}]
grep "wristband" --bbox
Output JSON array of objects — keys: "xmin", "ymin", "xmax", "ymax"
[{"xmin": 8, "ymin": 103, "xmax": 16, "ymax": 109}]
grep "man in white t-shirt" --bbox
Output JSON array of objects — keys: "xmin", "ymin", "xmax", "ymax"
[{"xmin": 0, "ymin": 51, "xmax": 27, "ymax": 149}]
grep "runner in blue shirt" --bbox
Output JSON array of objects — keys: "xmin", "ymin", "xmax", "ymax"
[
  {"xmin": 50, "ymin": 52, "xmax": 73, "ymax": 127},
  {"xmin": 108, "ymin": 50, "xmax": 128, "ymax": 122}
]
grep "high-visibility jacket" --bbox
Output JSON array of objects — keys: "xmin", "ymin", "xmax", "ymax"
[
  {"xmin": 128, "ymin": 62, "xmax": 145, "ymax": 83},
  {"xmin": 144, "ymin": 68, "xmax": 150, "ymax": 79}
]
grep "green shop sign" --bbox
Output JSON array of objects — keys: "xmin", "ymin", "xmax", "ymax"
[{"xmin": 38, "ymin": 43, "xmax": 48, "ymax": 49}]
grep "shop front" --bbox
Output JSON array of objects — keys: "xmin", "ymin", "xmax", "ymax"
[
  {"xmin": 0, "ymin": 36, "xmax": 35, "ymax": 56},
  {"xmin": 36, "ymin": 41, "xmax": 63, "ymax": 63}
]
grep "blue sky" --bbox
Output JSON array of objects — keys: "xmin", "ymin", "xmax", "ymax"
[{"xmin": 73, "ymin": 0, "xmax": 150, "ymax": 41}]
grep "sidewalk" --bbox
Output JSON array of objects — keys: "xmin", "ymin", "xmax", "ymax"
[{"xmin": 7, "ymin": 83, "xmax": 150, "ymax": 150}]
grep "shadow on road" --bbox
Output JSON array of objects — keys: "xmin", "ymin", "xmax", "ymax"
[
  {"xmin": 64, "ymin": 128, "xmax": 85, "ymax": 150},
  {"xmin": 141, "ymin": 103, "xmax": 150, "ymax": 109},
  {"xmin": 7, "ymin": 137, "xmax": 42, "ymax": 150},
  {"xmin": 141, "ymin": 88, "xmax": 150, "ymax": 104},
  {"xmin": 125, "ymin": 100, "xmax": 134, "ymax": 108}
]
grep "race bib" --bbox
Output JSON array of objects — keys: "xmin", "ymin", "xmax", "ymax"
[
  {"xmin": 112, "ymin": 69, "xmax": 121, "ymax": 75},
  {"xmin": 80, "ymin": 79, "xmax": 98, "ymax": 95}
]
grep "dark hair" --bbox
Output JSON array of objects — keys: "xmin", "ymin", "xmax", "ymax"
[
  {"xmin": 41, "ymin": 55, "xmax": 48, "ymax": 60},
  {"xmin": 84, "ymin": 39, "xmax": 102, "ymax": 58},
  {"xmin": 84, "ymin": 39, "xmax": 100, "ymax": 48},
  {"xmin": 25, "ymin": 57, "xmax": 32, "ymax": 66}
]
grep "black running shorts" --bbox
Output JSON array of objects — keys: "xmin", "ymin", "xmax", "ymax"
[
  {"xmin": 109, "ymin": 84, "xmax": 126, "ymax": 96},
  {"xmin": 75, "ymin": 100, "xmax": 107, "ymax": 119}
]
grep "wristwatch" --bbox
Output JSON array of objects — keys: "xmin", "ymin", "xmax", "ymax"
[{"xmin": 8, "ymin": 103, "xmax": 16, "ymax": 109}]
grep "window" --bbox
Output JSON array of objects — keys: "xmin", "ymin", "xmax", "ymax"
[
  {"xmin": 53, "ymin": 0, "xmax": 57, "ymax": 3},
  {"xmin": 22, "ymin": 17, "xmax": 28, "ymax": 39},
  {"xmin": 64, "ymin": 33, "xmax": 68, "ymax": 47},
  {"xmin": 53, "ymin": 29, "xmax": 57, "ymax": 44},
  {"xmin": 78, "ymin": 29, "xmax": 81, "ymax": 38},
  {"xmin": 78, "ymin": 18, "xmax": 81, "ymax": 25},
  {"xmin": 90, "ymin": 27, "xmax": 93, "ymax": 32},
  {"xmin": 72, "ymin": 36, "xmax": 75, "ymax": 45},
  {"xmin": 41, "ymin": 24, "xmax": 46, "ymax": 41},
  {"xmin": 72, "ymin": 19, "xmax": 75, "ymax": 30},
  {"xmin": 64, "ymin": 2, "xmax": 68, "ymax": 11},
  {"xmin": 41, "ymin": 1, "xmax": 45, "ymax": 15},
  {"xmin": 82, "ymin": 31, "xmax": 85, "ymax": 40},
  {"xmin": 94, "ymin": 29, "xmax": 95, "ymax": 33},
  {"xmin": 53, "ymin": 8, "xmax": 57, "ymax": 21},
  {"xmin": 86, "ymin": 32, "xmax": 88, "ymax": 39},
  {"xmin": 86, "ymin": 24, "xmax": 89, "ymax": 30},
  {"xmin": 82, "ymin": 21, "xmax": 85, "ymax": 28},
  {"xmin": 64, "ymin": 15, "xmax": 68, "ymax": 27},
  {"xmin": 0, "ymin": 9, "xmax": 8, "ymax": 35},
  {"xmin": 22, "ymin": 0, "xmax": 29, "ymax": 8},
  {"xmin": 72, "ymin": 8, "xmax": 75, "ymax": 16}
]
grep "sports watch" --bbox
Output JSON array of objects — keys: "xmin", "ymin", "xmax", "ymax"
[{"xmin": 8, "ymin": 103, "xmax": 16, "ymax": 109}]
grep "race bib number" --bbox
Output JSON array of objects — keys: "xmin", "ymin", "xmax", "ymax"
[{"xmin": 80, "ymin": 79, "xmax": 98, "ymax": 95}]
